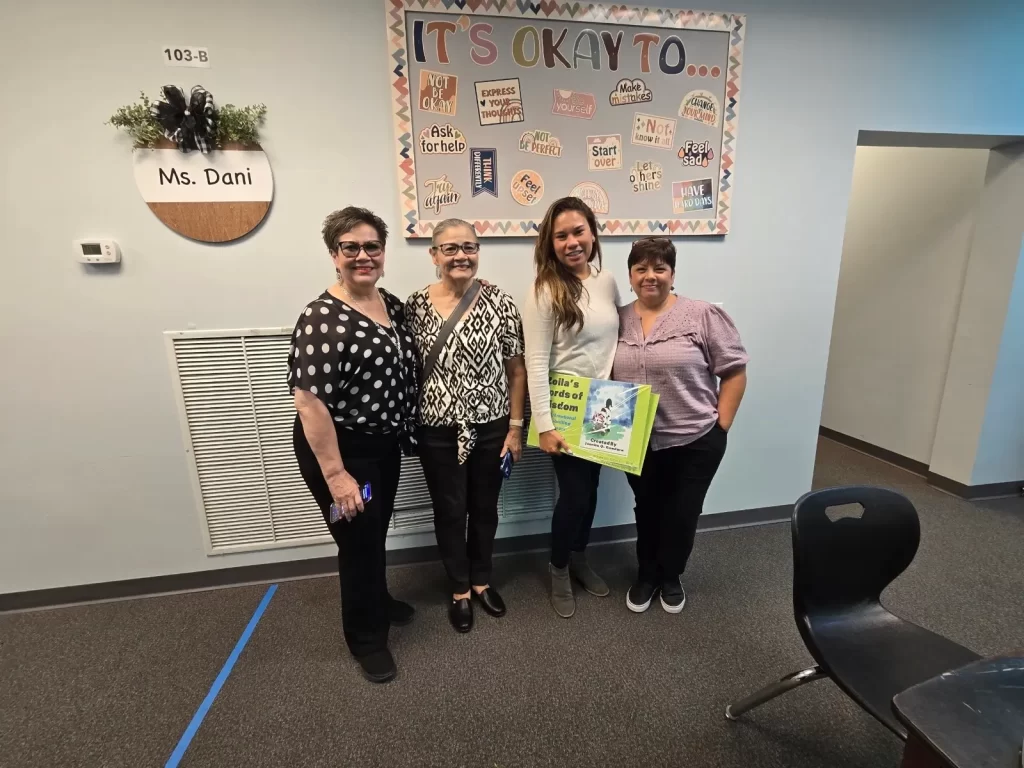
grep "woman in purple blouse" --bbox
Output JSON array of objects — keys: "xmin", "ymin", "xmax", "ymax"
[{"xmin": 612, "ymin": 238, "xmax": 748, "ymax": 615}]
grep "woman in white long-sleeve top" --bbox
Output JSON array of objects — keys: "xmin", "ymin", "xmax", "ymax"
[{"xmin": 522, "ymin": 197, "xmax": 621, "ymax": 619}]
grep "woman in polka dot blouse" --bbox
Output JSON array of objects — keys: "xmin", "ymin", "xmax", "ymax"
[{"xmin": 288, "ymin": 206, "xmax": 418, "ymax": 685}]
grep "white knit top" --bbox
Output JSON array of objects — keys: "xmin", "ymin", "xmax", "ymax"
[{"xmin": 522, "ymin": 266, "xmax": 621, "ymax": 433}]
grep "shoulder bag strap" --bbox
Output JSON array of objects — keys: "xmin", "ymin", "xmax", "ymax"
[{"xmin": 420, "ymin": 280, "xmax": 481, "ymax": 385}]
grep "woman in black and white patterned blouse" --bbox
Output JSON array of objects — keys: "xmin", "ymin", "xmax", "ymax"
[
  {"xmin": 405, "ymin": 219, "xmax": 526, "ymax": 633},
  {"xmin": 288, "ymin": 206, "xmax": 418, "ymax": 685}
]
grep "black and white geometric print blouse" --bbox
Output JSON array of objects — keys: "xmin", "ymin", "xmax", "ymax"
[
  {"xmin": 287, "ymin": 289, "xmax": 418, "ymax": 442},
  {"xmin": 404, "ymin": 283, "xmax": 524, "ymax": 463}
]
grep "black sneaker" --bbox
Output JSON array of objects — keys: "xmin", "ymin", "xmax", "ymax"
[
  {"xmin": 355, "ymin": 648, "xmax": 397, "ymax": 683},
  {"xmin": 626, "ymin": 581, "xmax": 658, "ymax": 613},
  {"xmin": 659, "ymin": 578, "xmax": 686, "ymax": 614}
]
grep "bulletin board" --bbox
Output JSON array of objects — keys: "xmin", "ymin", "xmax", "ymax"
[{"xmin": 386, "ymin": 0, "xmax": 745, "ymax": 238}]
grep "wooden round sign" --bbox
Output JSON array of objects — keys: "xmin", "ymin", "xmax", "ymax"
[{"xmin": 133, "ymin": 139, "xmax": 273, "ymax": 243}]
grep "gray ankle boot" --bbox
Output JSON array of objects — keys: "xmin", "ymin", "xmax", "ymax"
[
  {"xmin": 549, "ymin": 564, "xmax": 575, "ymax": 618},
  {"xmin": 570, "ymin": 551, "xmax": 610, "ymax": 597}
]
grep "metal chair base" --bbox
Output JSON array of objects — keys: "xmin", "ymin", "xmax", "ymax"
[{"xmin": 725, "ymin": 665, "xmax": 826, "ymax": 720}]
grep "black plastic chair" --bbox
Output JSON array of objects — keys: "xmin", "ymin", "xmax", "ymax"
[{"xmin": 725, "ymin": 486, "xmax": 980, "ymax": 737}]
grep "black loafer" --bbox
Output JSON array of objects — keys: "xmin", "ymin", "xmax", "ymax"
[
  {"xmin": 473, "ymin": 587, "xmax": 506, "ymax": 617},
  {"xmin": 388, "ymin": 597, "xmax": 415, "ymax": 627},
  {"xmin": 449, "ymin": 597, "xmax": 473, "ymax": 633},
  {"xmin": 355, "ymin": 648, "xmax": 397, "ymax": 684}
]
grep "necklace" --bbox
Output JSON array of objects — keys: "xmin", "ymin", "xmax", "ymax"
[
  {"xmin": 338, "ymin": 281, "xmax": 380, "ymax": 309},
  {"xmin": 338, "ymin": 281, "xmax": 405, "ymax": 373}
]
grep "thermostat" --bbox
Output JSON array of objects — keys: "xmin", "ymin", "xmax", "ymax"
[{"xmin": 74, "ymin": 239, "xmax": 121, "ymax": 264}]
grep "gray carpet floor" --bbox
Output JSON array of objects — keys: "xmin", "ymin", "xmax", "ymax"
[{"xmin": 1, "ymin": 438, "xmax": 1021, "ymax": 767}]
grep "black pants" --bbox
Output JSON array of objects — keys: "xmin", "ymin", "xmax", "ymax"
[
  {"xmin": 293, "ymin": 417, "xmax": 401, "ymax": 658},
  {"xmin": 418, "ymin": 417, "xmax": 508, "ymax": 593},
  {"xmin": 549, "ymin": 453, "xmax": 603, "ymax": 569},
  {"xmin": 626, "ymin": 424, "xmax": 728, "ymax": 584}
]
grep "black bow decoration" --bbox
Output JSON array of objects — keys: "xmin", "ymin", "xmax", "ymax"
[{"xmin": 151, "ymin": 85, "xmax": 217, "ymax": 154}]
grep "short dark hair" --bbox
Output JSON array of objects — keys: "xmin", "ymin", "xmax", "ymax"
[
  {"xmin": 627, "ymin": 237, "xmax": 676, "ymax": 271},
  {"xmin": 322, "ymin": 207, "xmax": 389, "ymax": 252}
]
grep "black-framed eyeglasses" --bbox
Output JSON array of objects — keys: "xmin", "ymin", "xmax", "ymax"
[
  {"xmin": 433, "ymin": 242, "xmax": 480, "ymax": 256},
  {"xmin": 337, "ymin": 240, "xmax": 383, "ymax": 258}
]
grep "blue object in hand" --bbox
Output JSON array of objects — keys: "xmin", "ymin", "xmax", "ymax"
[{"xmin": 329, "ymin": 482, "xmax": 373, "ymax": 523}]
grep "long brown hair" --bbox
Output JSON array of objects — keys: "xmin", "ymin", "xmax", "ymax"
[{"xmin": 533, "ymin": 197, "xmax": 603, "ymax": 333}]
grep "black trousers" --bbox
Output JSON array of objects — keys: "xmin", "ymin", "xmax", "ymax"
[
  {"xmin": 418, "ymin": 417, "xmax": 509, "ymax": 593},
  {"xmin": 549, "ymin": 453, "xmax": 603, "ymax": 569},
  {"xmin": 626, "ymin": 424, "xmax": 728, "ymax": 584},
  {"xmin": 292, "ymin": 416, "xmax": 401, "ymax": 658}
]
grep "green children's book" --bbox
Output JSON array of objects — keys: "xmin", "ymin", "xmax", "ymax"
[{"xmin": 527, "ymin": 372, "xmax": 659, "ymax": 475}]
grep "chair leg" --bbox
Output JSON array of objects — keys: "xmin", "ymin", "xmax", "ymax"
[{"xmin": 725, "ymin": 665, "xmax": 826, "ymax": 721}]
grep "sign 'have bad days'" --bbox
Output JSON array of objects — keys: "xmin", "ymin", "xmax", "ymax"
[{"xmin": 388, "ymin": 0, "xmax": 744, "ymax": 238}]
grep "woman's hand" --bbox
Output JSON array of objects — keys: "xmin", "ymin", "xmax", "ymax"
[
  {"xmin": 326, "ymin": 470, "xmax": 365, "ymax": 520},
  {"xmin": 501, "ymin": 427, "xmax": 523, "ymax": 462},
  {"xmin": 538, "ymin": 429, "xmax": 571, "ymax": 455}
]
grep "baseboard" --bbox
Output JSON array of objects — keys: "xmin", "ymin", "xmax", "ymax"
[
  {"xmin": 819, "ymin": 426, "xmax": 929, "ymax": 477},
  {"xmin": 925, "ymin": 473, "xmax": 1024, "ymax": 501},
  {"xmin": 820, "ymin": 427, "xmax": 1023, "ymax": 501},
  {"xmin": 0, "ymin": 505, "xmax": 791, "ymax": 612}
]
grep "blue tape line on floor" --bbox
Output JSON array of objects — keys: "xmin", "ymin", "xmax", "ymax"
[{"xmin": 165, "ymin": 583, "xmax": 277, "ymax": 768}]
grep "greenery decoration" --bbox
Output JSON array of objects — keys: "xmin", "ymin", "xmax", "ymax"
[
  {"xmin": 216, "ymin": 103, "xmax": 268, "ymax": 146},
  {"xmin": 107, "ymin": 92, "xmax": 164, "ymax": 147},
  {"xmin": 107, "ymin": 92, "xmax": 267, "ymax": 149}
]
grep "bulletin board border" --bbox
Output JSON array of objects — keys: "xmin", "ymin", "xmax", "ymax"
[{"xmin": 387, "ymin": 0, "xmax": 745, "ymax": 238}]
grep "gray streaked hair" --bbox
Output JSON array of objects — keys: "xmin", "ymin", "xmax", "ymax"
[
  {"xmin": 430, "ymin": 218, "xmax": 477, "ymax": 246},
  {"xmin": 322, "ymin": 206, "xmax": 388, "ymax": 251}
]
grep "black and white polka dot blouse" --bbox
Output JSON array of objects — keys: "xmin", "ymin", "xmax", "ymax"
[{"xmin": 287, "ymin": 289, "xmax": 418, "ymax": 439}]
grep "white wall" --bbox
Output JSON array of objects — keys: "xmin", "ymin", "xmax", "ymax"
[
  {"xmin": 930, "ymin": 146, "xmax": 1024, "ymax": 485},
  {"xmin": 820, "ymin": 147, "xmax": 988, "ymax": 464},
  {"xmin": 973, "ymin": 242, "xmax": 1024, "ymax": 485},
  {"xmin": 3, "ymin": 0, "xmax": 1024, "ymax": 593}
]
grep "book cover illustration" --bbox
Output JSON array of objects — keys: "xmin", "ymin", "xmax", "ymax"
[{"xmin": 580, "ymin": 380, "xmax": 637, "ymax": 457}]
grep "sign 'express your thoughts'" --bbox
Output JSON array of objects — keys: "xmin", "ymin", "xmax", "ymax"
[{"xmin": 388, "ymin": 0, "xmax": 744, "ymax": 238}]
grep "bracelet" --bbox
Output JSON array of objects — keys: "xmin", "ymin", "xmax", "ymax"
[{"xmin": 509, "ymin": 419, "xmax": 524, "ymax": 428}]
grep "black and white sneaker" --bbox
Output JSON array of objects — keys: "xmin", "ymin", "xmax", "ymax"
[
  {"xmin": 659, "ymin": 579, "xmax": 686, "ymax": 614},
  {"xmin": 626, "ymin": 581, "xmax": 658, "ymax": 613}
]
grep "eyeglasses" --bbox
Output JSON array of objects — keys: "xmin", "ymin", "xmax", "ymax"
[
  {"xmin": 337, "ymin": 240, "xmax": 383, "ymax": 258},
  {"xmin": 433, "ymin": 242, "xmax": 480, "ymax": 256}
]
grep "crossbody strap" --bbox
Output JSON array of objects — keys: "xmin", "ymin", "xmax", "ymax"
[{"xmin": 421, "ymin": 280, "xmax": 481, "ymax": 386}]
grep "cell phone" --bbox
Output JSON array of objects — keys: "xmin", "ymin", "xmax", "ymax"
[
  {"xmin": 500, "ymin": 451, "xmax": 514, "ymax": 479},
  {"xmin": 329, "ymin": 482, "xmax": 373, "ymax": 523}
]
